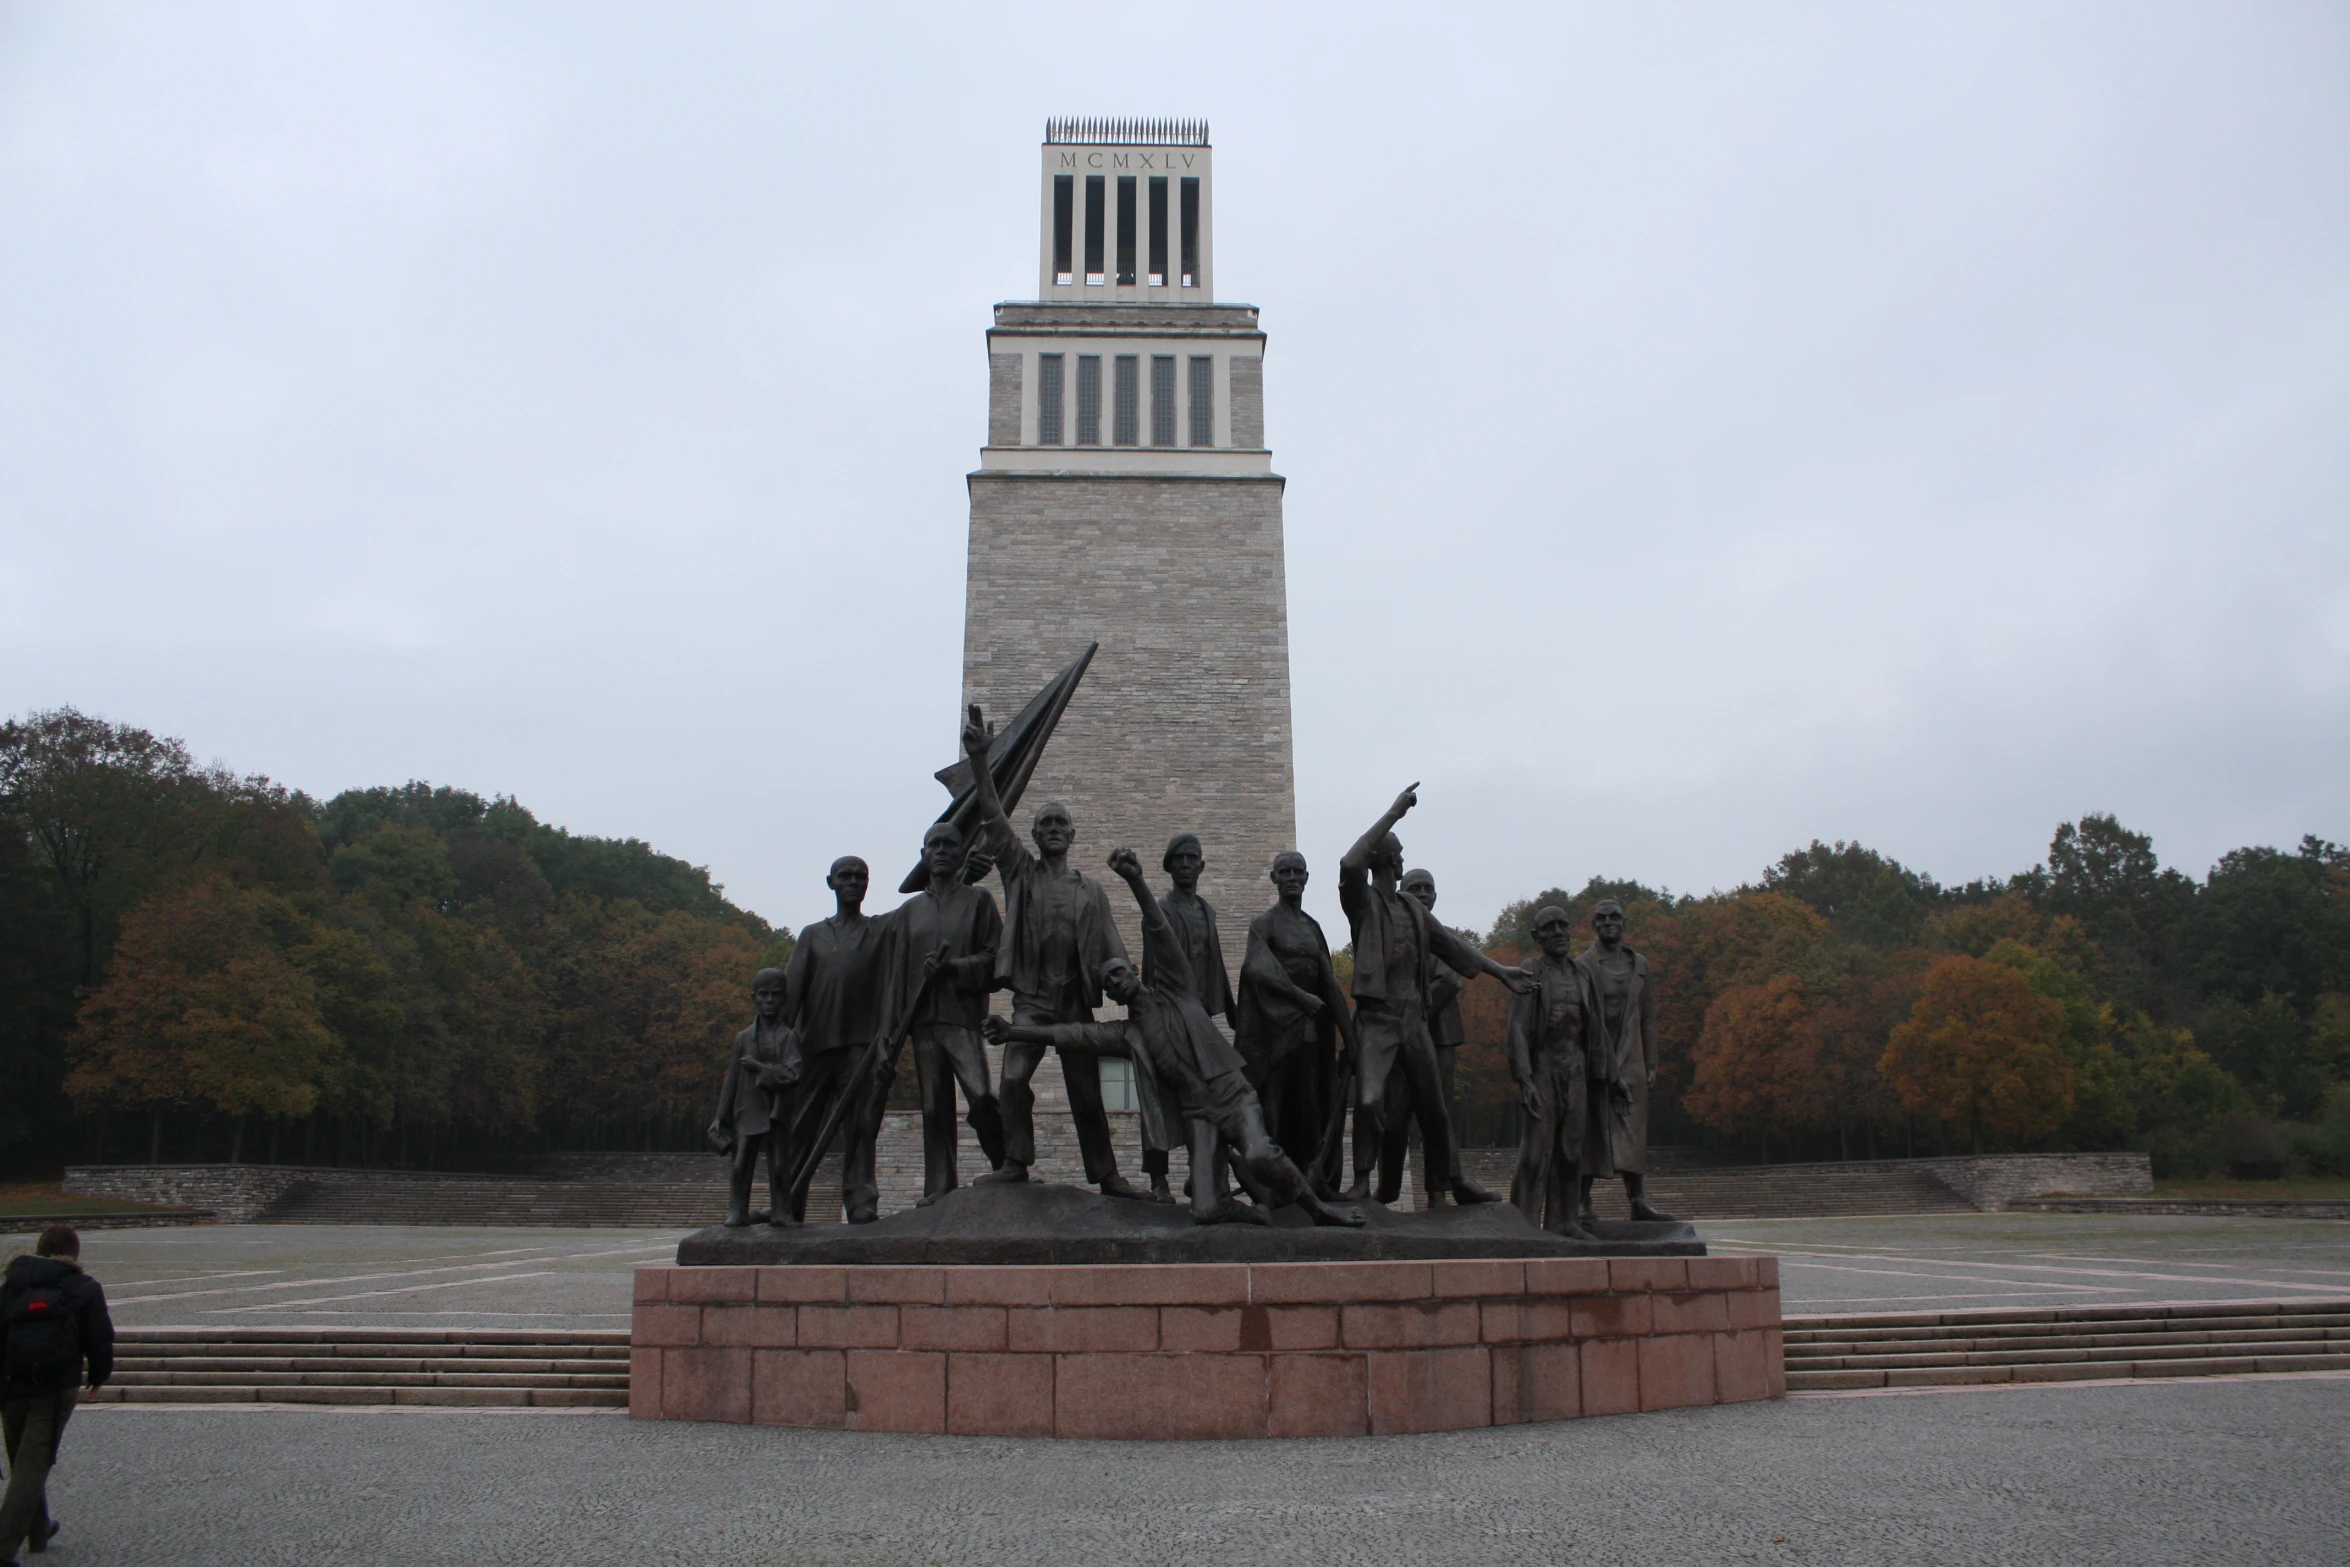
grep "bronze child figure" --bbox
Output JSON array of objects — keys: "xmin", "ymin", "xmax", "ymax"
[{"xmin": 708, "ymin": 968, "xmax": 802, "ymax": 1228}]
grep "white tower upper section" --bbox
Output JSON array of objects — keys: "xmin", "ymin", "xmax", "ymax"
[{"xmin": 1037, "ymin": 118, "xmax": 1214, "ymax": 304}]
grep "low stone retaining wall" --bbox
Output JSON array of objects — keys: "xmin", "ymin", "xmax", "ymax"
[
  {"xmin": 2009, "ymin": 1197, "xmax": 2350, "ymax": 1219},
  {"xmin": 0, "ymin": 1211, "xmax": 211, "ymax": 1235},
  {"xmin": 631, "ymin": 1256, "xmax": 1782, "ymax": 1438},
  {"xmin": 1928, "ymin": 1153, "xmax": 2152, "ymax": 1208},
  {"xmin": 64, "ymin": 1164, "xmax": 314, "ymax": 1223}
]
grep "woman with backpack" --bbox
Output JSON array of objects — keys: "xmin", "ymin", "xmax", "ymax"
[{"xmin": 0, "ymin": 1225, "xmax": 114, "ymax": 1563}]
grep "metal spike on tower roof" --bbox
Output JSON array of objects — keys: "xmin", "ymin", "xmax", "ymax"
[{"xmin": 1044, "ymin": 117, "xmax": 1209, "ymax": 147}]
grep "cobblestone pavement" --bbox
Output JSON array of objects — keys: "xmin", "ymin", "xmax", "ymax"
[
  {"xmin": 0, "ymin": 1225, "xmax": 688, "ymax": 1329},
  {"xmin": 52, "ymin": 1377, "xmax": 2350, "ymax": 1565},
  {"xmin": 1703, "ymin": 1213, "xmax": 2350, "ymax": 1313}
]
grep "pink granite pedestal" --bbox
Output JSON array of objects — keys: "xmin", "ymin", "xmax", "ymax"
[{"xmin": 631, "ymin": 1255, "xmax": 1781, "ymax": 1439}]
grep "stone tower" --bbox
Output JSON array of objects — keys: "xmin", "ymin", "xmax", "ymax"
[{"xmin": 962, "ymin": 118, "xmax": 1294, "ymax": 938}]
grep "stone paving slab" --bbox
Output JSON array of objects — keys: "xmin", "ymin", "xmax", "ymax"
[
  {"xmin": 56, "ymin": 1377, "xmax": 2350, "ymax": 1564},
  {"xmin": 1705, "ymin": 1212, "xmax": 2350, "ymax": 1313}
]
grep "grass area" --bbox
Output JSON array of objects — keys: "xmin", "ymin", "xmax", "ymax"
[
  {"xmin": 0, "ymin": 1182, "xmax": 191, "ymax": 1217},
  {"xmin": 2149, "ymin": 1178, "xmax": 2350, "ymax": 1200}
]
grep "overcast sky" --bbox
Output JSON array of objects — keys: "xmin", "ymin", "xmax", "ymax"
[{"xmin": 4, "ymin": 2, "xmax": 2345, "ymax": 940}]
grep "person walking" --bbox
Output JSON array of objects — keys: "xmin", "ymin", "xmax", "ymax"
[{"xmin": 0, "ymin": 1225, "xmax": 114, "ymax": 1563}]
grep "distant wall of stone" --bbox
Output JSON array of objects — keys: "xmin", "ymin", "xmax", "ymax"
[
  {"xmin": 65, "ymin": 1164, "xmax": 310, "ymax": 1223},
  {"xmin": 1925, "ymin": 1152, "xmax": 2152, "ymax": 1209}
]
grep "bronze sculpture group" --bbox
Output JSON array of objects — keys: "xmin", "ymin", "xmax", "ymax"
[{"xmin": 711, "ymin": 703, "xmax": 1672, "ymax": 1241}]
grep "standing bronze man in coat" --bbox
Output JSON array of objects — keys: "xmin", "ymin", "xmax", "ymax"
[
  {"xmin": 779, "ymin": 856, "xmax": 889, "ymax": 1223},
  {"xmin": 1371, "ymin": 868, "xmax": 1478, "ymax": 1204},
  {"xmin": 709, "ymin": 968, "xmax": 802, "ymax": 1228},
  {"xmin": 1508, "ymin": 907, "xmax": 1607, "ymax": 1239},
  {"xmin": 1338, "ymin": 785, "xmax": 1529, "ymax": 1204},
  {"xmin": 961, "ymin": 709, "xmax": 1153, "ymax": 1199},
  {"xmin": 1578, "ymin": 899, "xmax": 1675, "ymax": 1224},
  {"xmin": 871, "ymin": 821, "xmax": 1008, "ymax": 1205},
  {"xmin": 1152, "ymin": 832, "xmax": 1233, "ymax": 1203},
  {"xmin": 1234, "ymin": 851, "xmax": 1352, "ymax": 1179}
]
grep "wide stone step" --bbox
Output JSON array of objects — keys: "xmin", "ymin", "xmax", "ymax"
[
  {"xmin": 90, "ymin": 1384, "xmax": 626, "ymax": 1408},
  {"xmin": 109, "ymin": 1368, "xmax": 628, "ymax": 1390},
  {"xmin": 117, "ymin": 1344, "xmax": 627, "ymax": 1363},
  {"xmin": 1786, "ymin": 1324, "xmax": 2350, "ymax": 1359},
  {"xmin": 1788, "ymin": 1350, "xmax": 2350, "ymax": 1391},
  {"xmin": 1783, "ymin": 1311, "xmax": 2350, "ymax": 1346},
  {"xmin": 1789, "ymin": 1337, "xmax": 2343, "ymax": 1371},
  {"xmin": 112, "ymin": 1357, "xmax": 631, "ymax": 1379}
]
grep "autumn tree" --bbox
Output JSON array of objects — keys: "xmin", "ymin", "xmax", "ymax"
[
  {"xmin": 1687, "ymin": 974, "xmax": 1816, "ymax": 1154},
  {"xmin": 1881, "ymin": 955, "xmax": 2074, "ymax": 1151},
  {"xmin": 66, "ymin": 878, "xmax": 337, "ymax": 1161}
]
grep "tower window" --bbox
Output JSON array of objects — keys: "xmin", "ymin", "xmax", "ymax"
[
  {"xmin": 1188, "ymin": 356, "xmax": 1213, "ymax": 446},
  {"xmin": 1151, "ymin": 356, "xmax": 1176, "ymax": 446},
  {"xmin": 1037, "ymin": 353, "xmax": 1064, "ymax": 445},
  {"xmin": 1076, "ymin": 355, "xmax": 1101, "ymax": 445},
  {"xmin": 1112, "ymin": 355, "xmax": 1139, "ymax": 446},
  {"xmin": 1084, "ymin": 176, "xmax": 1105, "ymax": 285},
  {"xmin": 1115, "ymin": 176, "xmax": 1137, "ymax": 287},
  {"xmin": 1180, "ymin": 177, "xmax": 1200, "ymax": 288},
  {"xmin": 1052, "ymin": 176, "xmax": 1074, "ymax": 286},
  {"xmin": 1147, "ymin": 177, "xmax": 1168, "ymax": 286}
]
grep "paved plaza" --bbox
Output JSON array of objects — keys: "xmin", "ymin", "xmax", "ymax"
[
  {"xmin": 1705, "ymin": 1212, "xmax": 2350, "ymax": 1315},
  {"xmin": 6, "ymin": 1212, "xmax": 2345, "ymax": 1562},
  {"xmin": 15, "ymin": 1210, "xmax": 2345, "ymax": 1329},
  {"xmin": 48, "ymin": 1377, "xmax": 2350, "ymax": 1565}
]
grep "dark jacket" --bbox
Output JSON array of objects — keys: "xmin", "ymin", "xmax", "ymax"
[{"xmin": 0, "ymin": 1253, "xmax": 115, "ymax": 1394}]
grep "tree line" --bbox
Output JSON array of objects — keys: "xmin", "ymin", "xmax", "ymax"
[
  {"xmin": 8, "ymin": 708, "xmax": 2346, "ymax": 1179},
  {"xmin": 1448, "ymin": 822, "xmax": 2350, "ymax": 1176},
  {"xmin": 1, "ymin": 710, "xmax": 789, "ymax": 1174}
]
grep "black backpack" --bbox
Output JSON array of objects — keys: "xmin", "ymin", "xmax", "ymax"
[{"xmin": 2, "ymin": 1281, "xmax": 81, "ymax": 1391}]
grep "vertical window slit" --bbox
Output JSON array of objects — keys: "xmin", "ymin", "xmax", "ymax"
[
  {"xmin": 1052, "ymin": 176, "xmax": 1074, "ymax": 286},
  {"xmin": 1037, "ymin": 354, "xmax": 1064, "ymax": 445},
  {"xmin": 1084, "ymin": 176, "xmax": 1105, "ymax": 284},
  {"xmin": 1115, "ymin": 176, "xmax": 1137, "ymax": 286},
  {"xmin": 1188, "ymin": 356, "xmax": 1213, "ymax": 447},
  {"xmin": 1179, "ymin": 177, "xmax": 1200, "ymax": 288},
  {"xmin": 1076, "ymin": 355, "xmax": 1101, "ymax": 444},
  {"xmin": 1147, "ymin": 177, "xmax": 1168, "ymax": 286},
  {"xmin": 1151, "ymin": 356, "xmax": 1176, "ymax": 446},
  {"xmin": 1112, "ymin": 355, "xmax": 1139, "ymax": 446}
]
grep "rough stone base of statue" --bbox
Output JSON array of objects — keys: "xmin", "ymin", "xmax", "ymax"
[
  {"xmin": 675, "ymin": 1181, "xmax": 1703, "ymax": 1266},
  {"xmin": 634, "ymin": 1185, "xmax": 1777, "ymax": 1438}
]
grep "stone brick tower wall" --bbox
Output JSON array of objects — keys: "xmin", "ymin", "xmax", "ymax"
[{"xmin": 963, "ymin": 471, "xmax": 1293, "ymax": 936}]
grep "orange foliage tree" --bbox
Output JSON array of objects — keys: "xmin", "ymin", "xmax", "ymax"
[
  {"xmin": 67, "ymin": 877, "xmax": 336, "ymax": 1161},
  {"xmin": 1686, "ymin": 974, "xmax": 1815, "ymax": 1154},
  {"xmin": 1880, "ymin": 954, "xmax": 2074, "ymax": 1150}
]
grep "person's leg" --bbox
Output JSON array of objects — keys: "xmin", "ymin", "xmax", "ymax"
[
  {"xmin": 761, "ymin": 1132, "xmax": 794, "ymax": 1226},
  {"xmin": 781, "ymin": 1051, "xmax": 845, "ymax": 1221},
  {"xmin": 840, "ymin": 1058, "xmax": 884, "ymax": 1223},
  {"xmin": 1396, "ymin": 1020, "xmax": 1462, "ymax": 1200},
  {"xmin": 1433, "ymin": 1043, "xmax": 1464, "ymax": 1186},
  {"xmin": 1187, "ymin": 1118, "xmax": 1225, "ymax": 1221},
  {"xmin": 993, "ymin": 1033, "xmax": 1042, "ymax": 1174},
  {"xmin": 726, "ymin": 1134, "xmax": 758, "ymax": 1225},
  {"xmin": 1376, "ymin": 1064, "xmax": 1412, "ymax": 1203},
  {"xmin": 934, "ymin": 1026, "xmax": 1004, "ymax": 1169},
  {"xmin": 1225, "ymin": 1099, "xmax": 1362, "ymax": 1228},
  {"xmin": 914, "ymin": 1027, "xmax": 960, "ymax": 1203},
  {"xmin": 1512, "ymin": 1107, "xmax": 1549, "ymax": 1227},
  {"xmin": 1059, "ymin": 1048, "xmax": 1134, "ymax": 1192},
  {"xmin": 1348, "ymin": 1010, "xmax": 1402, "ymax": 1199},
  {"xmin": 0, "ymin": 1392, "xmax": 67, "ymax": 1562}
]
